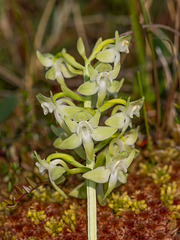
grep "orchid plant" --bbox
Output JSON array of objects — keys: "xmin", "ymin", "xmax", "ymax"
[{"xmin": 35, "ymin": 31, "xmax": 144, "ymax": 240}]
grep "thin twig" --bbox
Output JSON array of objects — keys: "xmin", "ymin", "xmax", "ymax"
[
  {"xmin": 72, "ymin": 0, "xmax": 90, "ymax": 56},
  {"xmin": 119, "ymin": 24, "xmax": 180, "ymax": 37}
]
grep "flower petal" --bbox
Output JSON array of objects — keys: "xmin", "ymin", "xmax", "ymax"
[
  {"xmin": 77, "ymin": 81, "xmax": 98, "ymax": 96},
  {"xmin": 88, "ymin": 110, "xmax": 101, "ymax": 128},
  {"xmin": 123, "ymin": 127, "xmax": 139, "ymax": 145},
  {"xmin": 109, "ymin": 62, "xmax": 120, "ymax": 80},
  {"xmin": 36, "ymin": 51, "xmax": 53, "ymax": 67},
  {"xmin": 73, "ymin": 110, "xmax": 93, "ymax": 122},
  {"xmin": 64, "ymin": 116, "xmax": 78, "ymax": 133},
  {"xmin": 91, "ymin": 126, "xmax": 117, "ymax": 141},
  {"xmin": 117, "ymin": 170, "xmax": 127, "ymax": 184},
  {"xmin": 104, "ymin": 172, "xmax": 118, "ymax": 198},
  {"xmin": 96, "ymin": 82, "xmax": 107, "ymax": 108},
  {"xmin": 83, "ymin": 166, "xmax": 111, "ymax": 183},
  {"xmin": 83, "ymin": 135, "xmax": 94, "ymax": 161},
  {"xmin": 95, "ymin": 63, "xmax": 112, "ymax": 72},
  {"xmin": 88, "ymin": 64, "xmax": 98, "ymax": 80},
  {"xmin": 108, "ymin": 79, "xmax": 124, "ymax": 93},
  {"xmin": 105, "ymin": 113, "xmax": 130, "ymax": 129},
  {"xmin": 124, "ymin": 149, "xmax": 136, "ymax": 168},
  {"xmin": 60, "ymin": 134, "xmax": 82, "ymax": 149},
  {"xmin": 45, "ymin": 66, "xmax": 56, "ymax": 80},
  {"xmin": 60, "ymin": 106, "xmax": 82, "ymax": 120}
]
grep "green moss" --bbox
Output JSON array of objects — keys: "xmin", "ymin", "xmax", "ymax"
[
  {"xmin": 140, "ymin": 163, "xmax": 171, "ymax": 184},
  {"xmin": 31, "ymin": 185, "xmax": 64, "ymax": 204},
  {"xmin": 160, "ymin": 182, "xmax": 180, "ymax": 219},
  {"xmin": 107, "ymin": 192, "xmax": 147, "ymax": 215},
  {"xmin": 27, "ymin": 208, "xmax": 46, "ymax": 225},
  {"xmin": 44, "ymin": 203, "xmax": 77, "ymax": 236}
]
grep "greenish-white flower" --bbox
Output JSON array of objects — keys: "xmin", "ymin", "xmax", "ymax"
[
  {"xmin": 96, "ymin": 31, "xmax": 131, "ymax": 65},
  {"xmin": 109, "ymin": 127, "xmax": 139, "ymax": 156},
  {"xmin": 36, "ymin": 93, "xmax": 81, "ymax": 126},
  {"xmin": 105, "ymin": 97, "xmax": 144, "ymax": 130},
  {"xmin": 37, "ymin": 51, "xmax": 74, "ymax": 84},
  {"xmin": 59, "ymin": 111, "xmax": 117, "ymax": 161},
  {"xmin": 35, "ymin": 153, "xmax": 67, "ymax": 198},
  {"xmin": 78, "ymin": 63, "xmax": 123, "ymax": 108},
  {"xmin": 83, "ymin": 149, "xmax": 137, "ymax": 198}
]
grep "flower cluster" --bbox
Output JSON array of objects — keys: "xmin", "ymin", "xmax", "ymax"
[{"xmin": 35, "ymin": 31, "xmax": 143, "ymax": 203}]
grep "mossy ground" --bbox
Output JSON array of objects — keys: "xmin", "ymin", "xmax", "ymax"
[{"xmin": 0, "ymin": 138, "xmax": 180, "ymax": 240}]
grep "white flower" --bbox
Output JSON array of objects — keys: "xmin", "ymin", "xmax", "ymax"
[
  {"xmin": 105, "ymin": 97, "xmax": 144, "ymax": 131},
  {"xmin": 96, "ymin": 31, "xmax": 131, "ymax": 65},
  {"xmin": 83, "ymin": 150, "xmax": 137, "ymax": 198},
  {"xmin": 59, "ymin": 111, "xmax": 117, "ymax": 161},
  {"xmin": 78, "ymin": 63, "xmax": 123, "ymax": 107}
]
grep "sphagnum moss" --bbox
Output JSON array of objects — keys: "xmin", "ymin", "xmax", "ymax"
[
  {"xmin": 140, "ymin": 163, "xmax": 171, "ymax": 184},
  {"xmin": 27, "ymin": 208, "xmax": 46, "ymax": 225},
  {"xmin": 44, "ymin": 203, "xmax": 77, "ymax": 236},
  {"xmin": 107, "ymin": 191, "xmax": 147, "ymax": 215}
]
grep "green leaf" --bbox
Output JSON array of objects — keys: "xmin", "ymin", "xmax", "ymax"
[
  {"xmin": 45, "ymin": 66, "xmax": 56, "ymax": 80},
  {"xmin": 83, "ymin": 167, "xmax": 110, "ymax": 183},
  {"xmin": 69, "ymin": 182, "xmax": 87, "ymax": 199},
  {"xmin": 97, "ymin": 183, "xmax": 106, "ymax": 206},
  {"xmin": 94, "ymin": 151, "xmax": 106, "ymax": 168},
  {"xmin": 62, "ymin": 50, "xmax": 84, "ymax": 70},
  {"xmin": 99, "ymin": 98, "xmax": 126, "ymax": 112},
  {"xmin": 91, "ymin": 127, "xmax": 117, "ymax": 141},
  {"xmin": 77, "ymin": 81, "xmax": 98, "ymax": 96},
  {"xmin": 53, "ymin": 137, "xmax": 63, "ymax": 148},
  {"xmin": 61, "ymin": 85, "xmax": 85, "ymax": 102},
  {"xmin": 0, "ymin": 94, "xmax": 18, "ymax": 123},
  {"xmin": 77, "ymin": 37, "xmax": 86, "ymax": 60},
  {"xmin": 50, "ymin": 166, "xmax": 66, "ymax": 181}
]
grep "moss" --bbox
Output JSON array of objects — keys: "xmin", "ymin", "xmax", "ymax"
[
  {"xmin": 160, "ymin": 182, "xmax": 180, "ymax": 219},
  {"xmin": 140, "ymin": 163, "xmax": 171, "ymax": 184},
  {"xmin": 27, "ymin": 207, "xmax": 47, "ymax": 225},
  {"xmin": 31, "ymin": 185, "xmax": 64, "ymax": 204},
  {"xmin": 44, "ymin": 203, "xmax": 77, "ymax": 236},
  {"xmin": 107, "ymin": 192, "xmax": 147, "ymax": 215}
]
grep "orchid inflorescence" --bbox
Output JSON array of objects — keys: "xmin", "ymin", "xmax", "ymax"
[{"xmin": 35, "ymin": 31, "xmax": 143, "ymax": 207}]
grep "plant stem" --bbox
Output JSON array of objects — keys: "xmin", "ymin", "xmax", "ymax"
[
  {"xmin": 87, "ymin": 179, "xmax": 97, "ymax": 240},
  {"xmin": 137, "ymin": 71, "xmax": 153, "ymax": 154},
  {"xmin": 84, "ymin": 99, "xmax": 97, "ymax": 240}
]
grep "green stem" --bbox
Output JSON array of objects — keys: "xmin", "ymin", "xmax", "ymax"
[
  {"xmin": 84, "ymin": 99, "xmax": 97, "ymax": 240},
  {"xmin": 87, "ymin": 179, "xmax": 97, "ymax": 240},
  {"xmin": 137, "ymin": 72, "xmax": 153, "ymax": 157}
]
